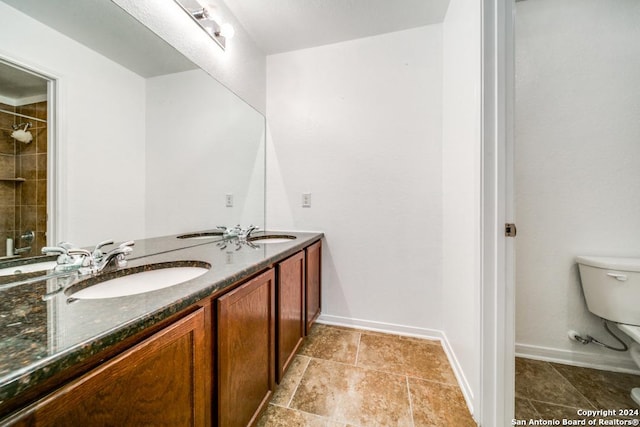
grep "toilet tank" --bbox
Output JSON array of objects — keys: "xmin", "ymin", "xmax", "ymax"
[{"xmin": 576, "ymin": 256, "xmax": 640, "ymax": 326}]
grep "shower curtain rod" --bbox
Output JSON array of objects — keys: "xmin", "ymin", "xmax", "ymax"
[{"xmin": 0, "ymin": 108, "xmax": 47, "ymax": 124}]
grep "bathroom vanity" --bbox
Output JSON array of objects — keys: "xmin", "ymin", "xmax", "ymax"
[{"xmin": 0, "ymin": 231, "xmax": 322, "ymax": 426}]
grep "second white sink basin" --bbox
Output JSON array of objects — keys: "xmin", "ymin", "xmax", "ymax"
[
  {"xmin": 69, "ymin": 266, "xmax": 209, "ymax": 300},
  {"xmin": 249, "ymin": 235, "xmax": 297, "ymax": 244}
]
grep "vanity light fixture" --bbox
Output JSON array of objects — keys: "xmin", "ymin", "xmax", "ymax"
[{"xmin": 174, "ymin": 1, "xmax": 234, "ymax": 50}]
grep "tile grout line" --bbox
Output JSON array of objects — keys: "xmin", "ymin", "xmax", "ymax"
[
  {"xmin": 546, "ymin": 362, "xmax": 597, "ymax": 410},
  {"xmin": 285, "ymin": 356, "xmax": 312, "ymax": 409},
  {"xmin": 406, "ymin": 376, "xmax": 416, "ymax": 427},
  {"xmin": 406, "ymin": 373, "xmax": 459, "ymax": 388},
  {"xmin": 354, "ymin": 331, "xmax": 362, "ymax": 366},
  {"xmin": 527, "ymin": 398, "xmax": 582, "ymax": 413},
  {"xmin": 527, "ymin": 398, "xmax": 542, "ymax": 418}
]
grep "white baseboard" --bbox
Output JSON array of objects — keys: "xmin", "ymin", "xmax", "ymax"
[
  {"xmin": 439, "ymin": 330, "xmax": 476, "ymax": 420},
  {"xmin": 516, "ymin": 343, "xmax": 640, "ymax": 375},
  {"xmin": 316, "ymin": 314, "xmax": 476, "ymax": 420},
  {"xmin": 317, "ymin": 314, "xmax": 444, "ymax": 340}
]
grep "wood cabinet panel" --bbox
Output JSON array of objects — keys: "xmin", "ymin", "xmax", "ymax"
[
  {"xmin": 305, "ymin": 240, "xmax": 322, "ymax": 334},
  {"xmin": 7, "ymin": 307, "xmax": 208, "ymax": 426},
  {"xmin": 217, "ymin": 269, "xmax": 275, "ymax": 427},
  {"xmin": 277, "ymin": 251, "xmax": 305, "ymax": 382}
]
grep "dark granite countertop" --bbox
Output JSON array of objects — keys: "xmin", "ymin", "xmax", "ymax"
[{"xmin": 0, "ymin": 230, "xmax": 323, "ymax": 413}]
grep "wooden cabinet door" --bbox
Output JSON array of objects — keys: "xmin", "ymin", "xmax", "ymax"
[
  {"xmin": 305, "ymin": 240, "xmax": 322, "ymax": 334},
  {"xmin": 7, "ymin": 307, "xmax": 208, "ymax": 427},
  {"xmin": 217, "ymin": 269, "xmax": 275, "ymax": 427},
  {"xmin": 277, "ymin": 251, "xmax": 305, "ymax": 383}
]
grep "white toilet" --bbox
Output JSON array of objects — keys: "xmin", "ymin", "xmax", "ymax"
[{"xmin": 576, "ymin": 255, "xmax": 640, "ymax": 405}]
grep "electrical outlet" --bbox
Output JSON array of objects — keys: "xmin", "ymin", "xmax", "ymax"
[
  {"xmin": 225, "ymin": 194, "xmax": 233, "ymax": 207},
  {"xmin": 302, "ymin": 192, "xmax": 311, "ymax": 208}
]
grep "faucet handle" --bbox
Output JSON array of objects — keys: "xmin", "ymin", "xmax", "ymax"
[
  {"xmin": 117, "ymin": 240, "xmax": 135, "ymax": 249},
  {"xmin": 66, "ymin": 248, "xmax": 94, "ymax": 267},
  {"xmin": 92, "ymin": 240, "xmax": 115, "ymax": 260},
  {"xmin": 94, "ymin": 240, "xmax": 114, "ymax": 251},
  {"xmin": 43, "ymin": 246, "xmax": 75, "ymax": 266},
  {"xmin": 42, "ymin": 246, "xmax": 68, "ymax": 256}
]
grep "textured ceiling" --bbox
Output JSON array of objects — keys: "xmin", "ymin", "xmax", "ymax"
[{"xmin": 215, "ymin": 0, "xmax": 451, "ymax": 54}]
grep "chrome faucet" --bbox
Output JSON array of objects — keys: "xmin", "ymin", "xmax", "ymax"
[
  {"xmin": 215, "ymin": 225, "xmax": 260, "ymax": 251},
  {"xmin": 217, "ymin": 225, "xmax": 259, "ymax": 241},
  {"xmin": 95, "ymin": 240, "xmax": 135, "ymax": 271},
  {"xmin": 42, "ymin": 240, "xmax": 134, "ymax": 275},
  {"xmin": 41, "ymin": 245, "xmax": 84, "ymax": 272}
]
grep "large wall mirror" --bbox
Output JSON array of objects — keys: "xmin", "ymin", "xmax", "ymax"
[{"xmin": 0, "ymin": 0, "xmax": 265, "ymax": 263}]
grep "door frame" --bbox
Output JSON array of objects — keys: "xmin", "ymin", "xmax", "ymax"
[{"xmin": 480, "ymin": 0, "xmax": 515, "ymax": 425}]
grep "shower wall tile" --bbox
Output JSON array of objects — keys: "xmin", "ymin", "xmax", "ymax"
[
  {"xmin": 20, "ymin": 181, "xmax": 36, "ymax": 206},
  {"xmin": 36, "ymin": 102, "xmax": 47, "ymax": 122},
  {"xmin": 1, "ymin": 101, "xmax": 48, "ymax": 258},
  {"xmin": 36, "ymin": 127, "xmax": 47, "ymax": 153},
  {"xmin": 0, "ymin": 182, "xmax": 15, "ymax": 206},
  {"xmin": 36, "ymin": 180, "xmax": 46, "ymax": 206},
  {"xmin": 0, "ymin": 130, "xmax": 15, "ymax": 155},
  {"xmin": 0, "ymin": 154, "xmax": 15, "ymax": 178},
  {"xmin": 19, "ymin": 205, "xmax": 36, "ymax": 232},
  {"xmin": 19, "ymin": 155, "xmax": 36, "ymax": 180},
  {"xmin": 33, "ymin": 231, "xmax": 45, "ymax": 256},
  {"xmin": 37, "ymin": 154, "xmax": 46, "ymax": 180},
  {"xmin": 0, "ymin": 109, "xmax": 14, "ymax": 130},
  {"xmin": 0, "ymin": 206, "xmax": 15, "ymax": 232},
  {"xmin": 36, "ymin": 205, "xmax": 46, "ymax": 232},
  {"xmin": 17, "ymin": 104, "xmax": 36, "ymax": 123},
  {"xmin": 18, "ymin": 135, "xmax": 36, "ymax": 155}
]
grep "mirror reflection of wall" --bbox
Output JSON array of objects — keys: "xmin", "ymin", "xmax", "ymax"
[
  {"xmin": 0, "ymin": 0, "xmax": 266, "ymax": 255},
  {"xmin": 0, "ymin": 61, "xmax": 48, "ymax": 259}
]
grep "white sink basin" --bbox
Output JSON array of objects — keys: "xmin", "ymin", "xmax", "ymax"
[
  {"xmin": 70, "ymin": 266, "xmax": 209, "ymax": 300},
  {"xmin": 249, "ymin": 235, "xmax": 297, "ymax": 244},
  {"xmin": 0, "ymin": 261, "xmax": 58, "ymax": 276}
]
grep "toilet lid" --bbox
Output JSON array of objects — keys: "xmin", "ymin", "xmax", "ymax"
[
  {"xmin": 576, "ymin": 256, "xmax": 640, "ymax": 272},
  {"xmin": 618, "ymin": 323, "xmax": 640, "ymax": 343}
]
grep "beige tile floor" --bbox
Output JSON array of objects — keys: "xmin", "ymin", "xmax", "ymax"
[
  {"xmin": 257, "ymin": 324, "xmax": 476, "ymax": 427},
  {"xmin": 515, "ymin": 357, "xmax": 640, "ymax": 422}
]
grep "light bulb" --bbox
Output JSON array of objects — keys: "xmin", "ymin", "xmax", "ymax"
[{"xmin": 219, "ymin": 23, "xmax": 235, "ymax": 39}]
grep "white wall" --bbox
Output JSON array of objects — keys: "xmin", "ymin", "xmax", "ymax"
[
  {"xmin": 114, "ymin": 0, "xmax": 267, "ymax": 114},
  {"xmin": 0, "ymin": 2, "xmax": 147, "ymax": 246},
  {"xmin": 145, "ymin": 69, "xmax": 265, "ymax": 236},
  {"xmin": 515, "ymin": 0, "xmax": 640, "ymax": 371},
  {"xmin": 266, "ymin": 26, "xmax": 444, "ymax": 334},
  {"xmin": 441, "ymin": 0, "xmax": 482, "ymax": 415}
]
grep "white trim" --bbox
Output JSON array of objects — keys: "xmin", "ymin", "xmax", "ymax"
[
  {"xmin": 480, "ymin": 0, "xmax": 515, "ymax": 425},
  {"xmin": 317, "ymin": 315, "xmax": 476, "ymax": 419},
  {"xmin": 516, "ymin": 344, "xmax": 640, "ymax": 375},
  {"xmin": 317, "ymin": 314, "xmax": 443, "ymax": 341},
  {"xmin": 440, "ymin": 331, "xmax": 476, "ymax": 419}
]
